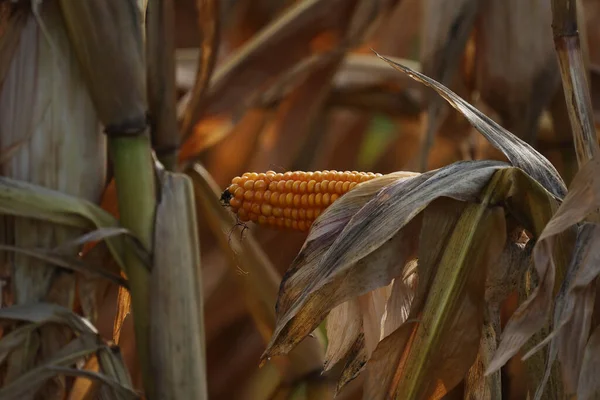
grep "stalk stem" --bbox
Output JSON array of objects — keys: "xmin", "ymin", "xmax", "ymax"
[
  {"xmin": 109, "ymin": 134, "xmax": 156, "ymax": 398},
  {"xmin": 551, "ymin": 0, "xmax": 599, "ymax": 167}
]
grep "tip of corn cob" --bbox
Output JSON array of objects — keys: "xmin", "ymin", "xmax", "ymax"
[{"xmin": 221, "ymin": 170, "xmax": 382, "ymax": 231}]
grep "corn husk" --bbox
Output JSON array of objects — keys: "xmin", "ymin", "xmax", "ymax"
[
  {"xmin": 0, "ymin": 3, "xmax": 105, "ymax": 396},
  {"xmin": 150, "ymin": 170, "xmax": 207, "ymax": 399}
]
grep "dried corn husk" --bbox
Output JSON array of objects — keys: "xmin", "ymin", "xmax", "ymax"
[
  {"xmin": 150, "ymin": 170, "xmax": 207, "ymax": 399},
  {"xmin": 0, "ymin": 2, "xmax": 105, "ymax": 396}
]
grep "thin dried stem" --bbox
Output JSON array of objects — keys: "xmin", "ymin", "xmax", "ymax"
[
  {"xmin": 147, "ymin": 0, "xmax": 180, "ymax": 170},
  {"xmin": 551, "ymin": 0, "xmax": 599, "ymax": 167}
]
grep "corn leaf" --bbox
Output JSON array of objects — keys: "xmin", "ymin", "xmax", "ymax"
[
  {"xmin": 0, "ymin": 176, "xmax": 134, "ymax": 271},
  {"xmin": 363, "ymin": 198, "xmax": 469, "ymax": 399},
  {"xmin": 265, "ymin": 160, "xmax": 507, "ymax": 359},
  {"xmin": 393, "ymin": 199, "xmax": 506, "ymax": 399},
  {"xmin": 375, "ymin": 53, "xmax": 567, "ymax": 198},
  {"xmin": 488, "ymin": 157, "xmax": 600, "ymax": 374}
]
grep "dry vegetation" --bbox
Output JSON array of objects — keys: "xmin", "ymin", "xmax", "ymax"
[{"xmin": 1, "ymin": 0, "xmax": 600, "ymax": 399}]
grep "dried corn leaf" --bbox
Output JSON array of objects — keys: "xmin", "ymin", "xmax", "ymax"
[
  {"xmin": 324, "ymin": 300, "xmax": 362, "ymax": 372},
  {"xmin": 0, "ymin": 244, "xmax": 127, "ymax": 288},
  {"xmin": 524, "ymin": 223, "xmax": 599, "ymax": 397},
  {"xmin": 0, "ymin": 302, "xmax": 97, "ymax": 333},
  {"xmin": 49, "ymin": 366, "xmax": 138, "ymax": 400},
  {"xmin": 382, "ymin": 263, "xmax": 417, "ymax": 337},
  {"xmin": 393, "ymin": 202, "xmax": 506, "ymax": 399},
  {"xmin": 464, "ymin": 308, "xmax": 502, "ymax": 400},
  {"xmin": 59, "ymin": 0, "xmax": 147, "ymax": 127},
  {"xmin": 577, "ymin": 325, "xmax": 600, "ymax": 399},
  {"xmin": 265, "ymin": 161, "xmax": 507, "ymax": 359},
  {"xmin": 0, "ymin": 176, "xmax": 130, "ymax": 271},
  {"xmin": 488, "ymin": 157, "xmax": 600, "ymax": 374},
  {"xmin": 476, "ymin": 0, "xmax": 559, "ymax": 144},
  {"xmin": 364, "ymin": 199, "xmax": 469, "ymax": 399},
  {"xmin": 376, "ymin": 54, "xmax": 567, "ymax": 198},
  {"xmin": 0, "ymin": 334, "xmax": 104, "ymax": 398}
]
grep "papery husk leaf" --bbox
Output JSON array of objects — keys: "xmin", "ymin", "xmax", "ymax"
[
  {"xmin": 577, "ymin": 324, "xmax": 600, "ymax": 399},
  {"xmin": 376, "ymin": 53, "xmax": 567, "ymax": 198},
  {"xmin": 488, "ymin": 158, "xmax": 599, "ymax": 374},
  {"xmin": 393, "ymin": 195, "xmax": 506, "ymax": 400},
  {"xmin": 266, "ymin": 161, "xmax": 506, "ymax": 359},
  {"xmin": 59, "ymin": 0, "xmax": 147, "ymax": 127},
  {"xmin": 524, "ymin": 223, "xmax": 600, "ymax": 397},
  {"xmin": 0, "ymin": 1, "xmax": 106, "ymax": 301},
  {"xmin": 324, "ymin": 299, "xmax": 363, "ymax": 371},
  {"xmin": 476, "ymin": 0, "xmax": 559, "ymax": 144},
  {"xmin": 382, "ymin": 261, "xmax": 417, "ymax": 338},
  {"xmin": 464, "ymin": 307, "xmax": 502, "ymax": 400},
  {"xmin": 150, "ymin": 170, "xmax": 207, "ymax": 399},
  {"xmin": 365, "ymin": 199, "xmax": 467, "ymax": 400}
]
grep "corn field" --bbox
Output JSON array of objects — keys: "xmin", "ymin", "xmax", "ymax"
[{"xmin": 1, "ymin": 0, "xmax": 600, "ymax": 399}]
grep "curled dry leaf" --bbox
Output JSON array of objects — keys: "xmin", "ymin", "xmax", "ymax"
[
  {"xmin": 375, "ymin": 53, "xmax": 567, "ymax": 198},
  {"xmin": 364, "ymin": 198, "xmax": 467, "ymax": 399},
  {"xmin": 0, "ymin": 176, "xmax": 128, "ymax": 271},
  {"xmin": 488, "ymin": 157, "xmax": 600, "ymax": 375},
  {"xmin": 524, "ymin": 223, "xmax": 600, "ymax": 398}
]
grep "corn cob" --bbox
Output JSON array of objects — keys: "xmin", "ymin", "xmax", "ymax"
[{"xmin": 221, "ymin": 170, "xmax": 382, "ymax": 231}]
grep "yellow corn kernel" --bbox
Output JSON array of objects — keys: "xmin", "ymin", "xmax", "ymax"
[{"xmin": 221, "ymin": 170, "xmax": 382, "ymax": 231}]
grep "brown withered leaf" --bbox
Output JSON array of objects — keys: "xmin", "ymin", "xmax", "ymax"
[
  {"xmin": 488, "ymin": 157, "xmax": 600, "ymax": 375},
  {"xmin": 376, "ymin": 53, "xmax": 567, "ymax": 198},
  {"xmin": 364, "ymin": 198, "xmax": 467, "ymax": 400},
  {"xmin": 476, "ymin": 0, "xmax": 559, "ymax": 144},
  {"xmin": 324, "ymin": 299, "xmax": 363, "ymax": 372},
  {"xmin": 577, "ymin": 324, "xmax": 600, "ymax": 399},
  {"xmin": 265, "ymin": 160, "xmax": 506, "ymax": 359},
  {"xmin": 382, "ymin": 261, "xmax": 418, "ymax": 338},
  {"xmin": 392, "ymin": 199, "xmax": 506, "ymax": 399},
  {"xmin": 524, "ymin": 223, "xmax": 600, "ymax": 398}
]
